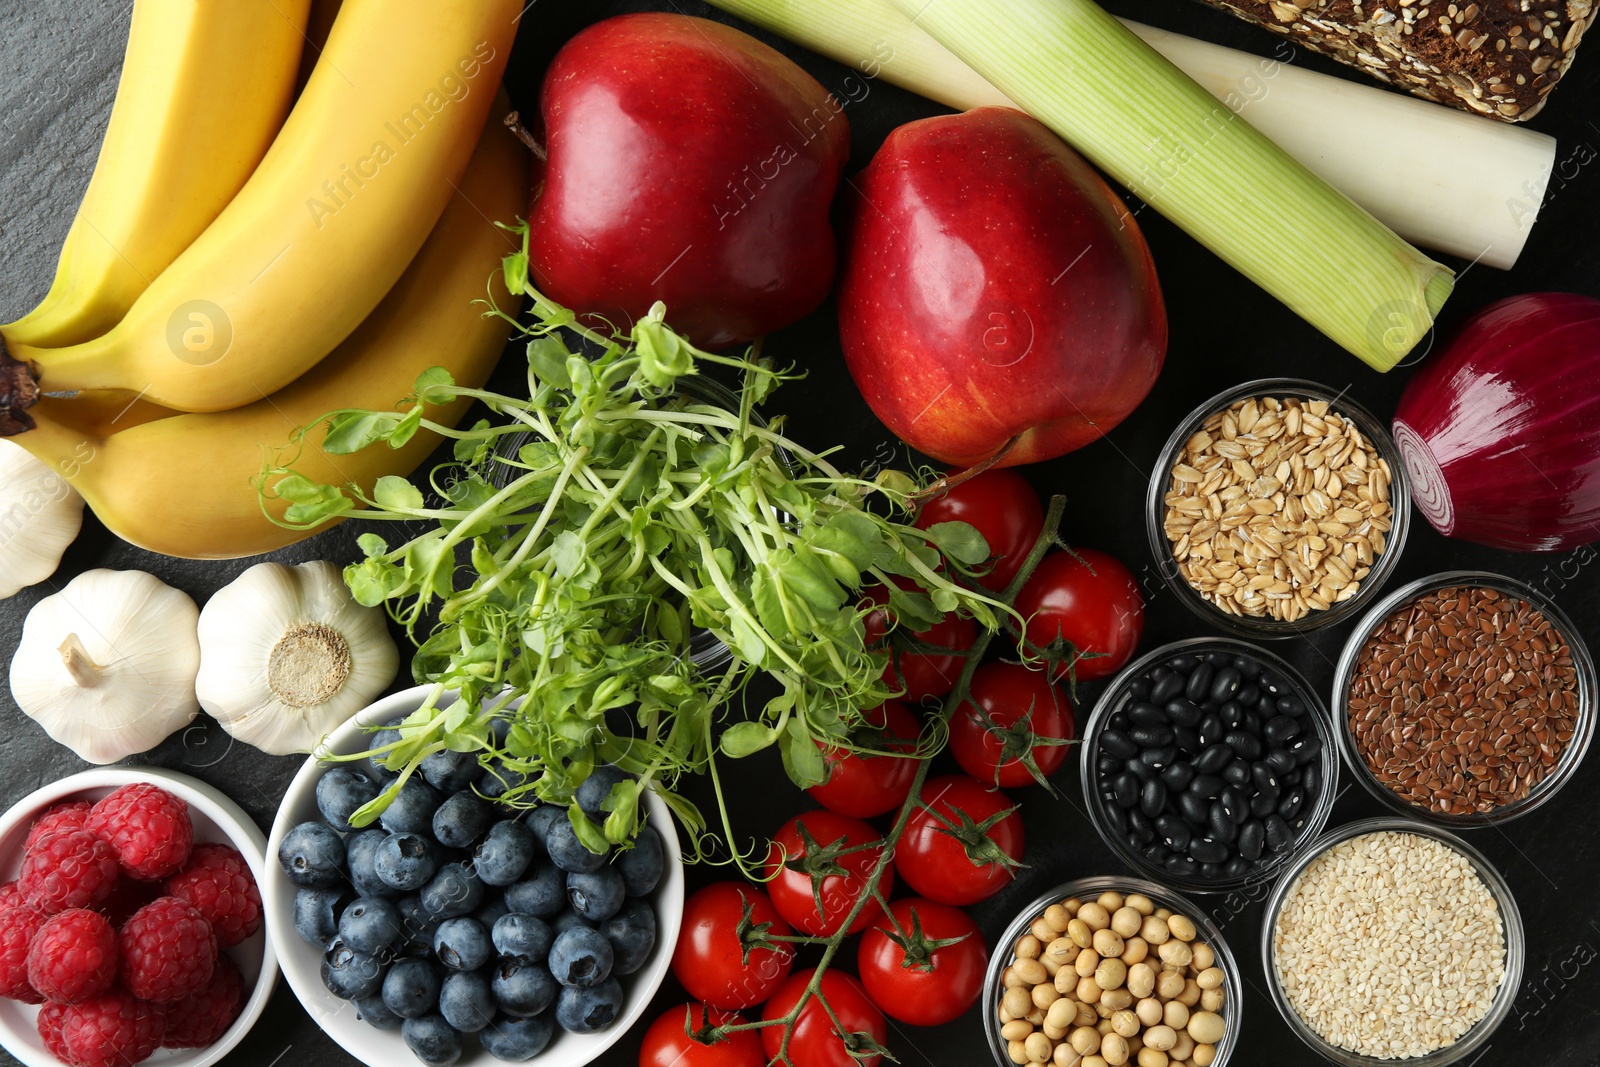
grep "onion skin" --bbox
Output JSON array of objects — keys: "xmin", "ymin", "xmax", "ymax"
[{"xmin": 1393, "ymin": 292, "xmax": 1600, "ymax": 552}]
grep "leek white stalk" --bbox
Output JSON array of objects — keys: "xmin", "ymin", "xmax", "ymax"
[
  {"xmin": 706, "ymin": 0, "xmax": 1554, "ymax": 269},
  {"xmin": 710, "ymin": 0, "xmax": 1456, "ymax": 369}
]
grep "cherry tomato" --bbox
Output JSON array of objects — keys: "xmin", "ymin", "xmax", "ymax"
[
  {"xmin": 1015, "ymin": 549, "xmax": 1143, "ymax": 682},
  {"xmin": 764, "ymin": 811, "xmax": 894, "ymax": 936},
  {"xmin": 857, "ymin": 898, "xmax": 988, "ymax": 1027},
  {"xmin": 761, "ymin": 969, "xmax": 887, "ymax": 1067},
  {"xmin": 807, "ymin": 701, "xmax": 922, "ymax": 818},
  {"xmin": 672, "ymin": 882, "xmax": 795, "ymax": 1010},
  {"xmin": 915, "ymin": 469, "xmax": 1045, "ymax": 591},
  {"xmin": 862, "ymin": 585, "xmax": 978, "ymax": 702},
  {"xmin": 640, "ymin": 1002, "xmax": 765, "ymax": 1067},
  {"xmin": 898, "ymin": 775, "xmax": 1023, "ymax": 906},
  {"xmin": 951, "ymin": 663, "xmax": 1076, "ymax": 788}
]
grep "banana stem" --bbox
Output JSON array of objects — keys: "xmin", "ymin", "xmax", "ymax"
[{"xmin": 0, "ymin": 345, "xmax": 40, "ymax": 435}]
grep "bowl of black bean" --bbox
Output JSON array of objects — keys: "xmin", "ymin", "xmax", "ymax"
[{"xmin": 1080, "ymin": 638, "xmax": 1339, "ymax": 893}]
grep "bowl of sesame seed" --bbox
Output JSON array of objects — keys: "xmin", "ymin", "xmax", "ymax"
[
  {"xmin": 1145, "ymin": 379, "xmax": 1410, "ymax": 639},
  {"xmin": 1261, "ymin": 818, "xmax": 1522, "ymax": 1066}
]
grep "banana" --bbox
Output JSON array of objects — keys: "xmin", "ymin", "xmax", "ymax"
[
  {"xmin": 16, "ymin": 112, "xmax": 530, "ymax": 561},
  {"xmin": 2, "ymin": 0, "xmax": 312, "ymax": 350},
  {"xmin": 2, "ymin": 0, "xmax": 520, "ymax": 424}
]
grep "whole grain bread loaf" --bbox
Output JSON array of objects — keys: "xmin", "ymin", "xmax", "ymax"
[{"xmin": 1198, "ymin": 0, "xmax": 1592, "ymax": 119}]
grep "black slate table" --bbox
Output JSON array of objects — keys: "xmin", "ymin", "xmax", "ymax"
[{"xmin": 4, "ymin": 1, "xmax": 1599, "ymax": 1065}]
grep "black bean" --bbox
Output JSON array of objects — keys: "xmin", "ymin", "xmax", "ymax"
[
  {"xmin": 1130, "ymin": 702, "xmax": 1167, "ymax": 727},
  {"xmin": 1288, "ymin": 733, "xmax": 1322, "ymax": 765},
  {"xmin": 1209, "ymin": 667, "xmax": 1242, "ymax": 704},
  {"xmin": 1100, "ymin": 730, "xmax": 1138, "ymax": 759},
  {"xmin": 1189, "ymin": 837, "xmax": 1228, "ymax": 864},
  {"xmin": 1156, "ymin": 815, "xmax": 1191, "ymax": 852},
  {"xmin": 1128, "ymin": 678, "xmax": 1151, "ymax": 702},
  {"xmin": 1255, "ymin": 695, "xmax": 1278, "ymax": 718},
  {"xmin": 1265, "ymin": 750, "xmax": 1296, "ymax": 775},
  {"xmin": 1197, "ymin": 714, "xmax": 1224, "ymax": 748},
  {"xmin": 1302, "ymin": 761, "xmax": 1321, "ymax": 796},
  {"xmin": 1140, "ymin": 779, "xmax": 1167, "ymax": 819},
  {"xmin": 1277, "ymin": 695, "xmax": 1306, "ymax": 717},
  {"xmin": 1223, "ymin": 856, "xmax": 1251, "ymax": 878},
  {"xmin": 1110, "ymin": 711, "xmax": 1132, "ymax": 731},
  {"xmin": 1097, "ymin": 756, "xmax": 1123, "ymax": 776},
  {"xmin": 1128, "ymin": 809, "xmax": 1153, "ymax": 844},
  {"xmin": 1140, "ymin": 746, "xmax": 1178, "ymax": 772},
  {"xmin": 1264, "ymin": 814, "xmax": 1293, "ymax": 852},
  {"xmin": 1220, "ymin": 701, "xmax": 1245, "ymax": 730},
  {"xmin": 1172, "ymin": 727, "xmax": 1201, "ymax": 754},
  {"xmin": 1166, "ymin": 854, "xmax": 1199, "ymax": 877},
  {"xmin": 1236, "ymin": 684, "xmax": 1260, "ymax": 707},
  {"xmin": 1207, "ymin": 651, "xmax": 1233, "ymax": 666},
  {"xmin": 1224, "ymin": 759, "xmax": 1252, "ymax": 787},
  {"xmin": 1251, "ymin": 763, "xmax": 1280, "ymax": 800},
  {"xmin": 1260, "ymin": 670, "xmax": 1290, "ymax": 696},
  {"xmin": 1200, "ymin": 862, "xmax": 1221, "ymax": 880},
  {"xmin": 1185, "ymin": 663, "xmax": 1215, "ymax": 703},
  {"xmin": 1249, "ymin": 791, "xmax": 1278, "ymax": 819},
  {"xmin": 1278, "ymin": 787, "xmax": 1305, "ymax": 821},
  {"xmin": 1161, "ymin": 762, "xmax": 1195, "ymax": 791},
  {"xmin": 1143, "ymin": 843, "xmax": 1171, "ymax": 865},
  {"xmin": 1189, "ymin": 774, "xmax": 1224, "ymax": 799},
  {"xmin": 1129, "ymin": 724, "xmax": 1175, "ymax": 748},
  {"xmin": 1167, "ymin": 655, "xmax": 1200, "ymax": 675},
  {"xmin": 1113, "ymin": 772, "xmax": 1140, "ymax": 808},
  {"xmin": 1280, "ymin": 767, "xmax": 1303, "ymax": 787},
  {"xmin": 1263, "ymin": 716, "xmax": 1301, "ymax": 744},
  {"xmin": 1219, "ymin": 786, "xmax": 1248, "ymax": 824},
  {"xmin": 1207, "ymin": 803, "xmax": 1237, "ymax": 844},
  {"xmin": 1132, "ymin": 759, "xmax": 1159, "ymax": 783},
  {"xmin": 1237, "ymin": 820, "xmax": 1265, "ymax": 861},
  {"xmin": 1105, "ymin": 803, "xmax": 1128, "ymax": 835},
  {"xmin": 1177, "ymin": 791, "xmax": 1211, "ymax": 826},
  {"xmin": 1165, "ymin": 699, "xmax": 1202, "ymax": 727},
  {"xmin": 1194, "ymin": 745, "xmax": 1232, "ymax": 774},
  {"xmin": 1242, "ymin": 710, "xmax": 1263, "ymax": 734},
  {"xmin": 1224, "ymin": 731, "xmax": 1262, "ymax": 760},
  {"xmin": 1150, "ymin": 669, "xmax": 1184, "ymax": 703},
  {"xmin": 1232, "ymin": 655, "xmax": 1256, "ymax": 675}
]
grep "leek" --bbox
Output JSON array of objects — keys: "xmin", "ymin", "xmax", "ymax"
[{"xmin": 710, "ymin": 0, "xmax": 1455, "ymax": 371}]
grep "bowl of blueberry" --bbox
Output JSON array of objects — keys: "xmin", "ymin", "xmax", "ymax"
[
  {"xmin": 263, "ymin": 686, "xmax": 684, "ymax": 1067},
  {"xmin": 1080, "ymin": 637, "xmax": 1340, "ymax": 893}
]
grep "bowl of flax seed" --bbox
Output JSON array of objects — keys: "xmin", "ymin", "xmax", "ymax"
[{"xmin": 1331, "ymin": 570, "xmax": 1596, "ymax": 826}]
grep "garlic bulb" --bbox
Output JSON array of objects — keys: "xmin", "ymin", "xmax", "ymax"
[
  {"xmin": 9, "ymin": 569, "xmax": 201, "ymax": 764},
  {"xmin": 0, "ymin": 440, "xmax": 84, "ymax": 599},
  {"xmin": 196, "ymin": 560, "xmax": 399, "ymax": 755}
]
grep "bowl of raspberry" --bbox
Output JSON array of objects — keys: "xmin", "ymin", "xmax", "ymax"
[{"xmin": 0, "ymin": 767, "xmax": 276, "ymax": 1067}]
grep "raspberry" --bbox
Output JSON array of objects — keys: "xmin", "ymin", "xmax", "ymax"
[
  {"xmin": 119, "ymin": 897, "xmax": 216, "ymax": 1003},
  {"xmin": 38, "ymin": 1001, "xmax": 72, "ymax": 1062},
  {"xmin": 28, "ymin": 909, "xmax": 118, "ymax": 1004},
  {"xmin": 20, "ymin": 830, "xmax": 120, "ymax": 915},
  {"xmin": 25, "ymin": 802, "xmax": 94, "ymax": 853},
  {"xmin": 57, "ymin": 990, "xmax": 166, "ymax": 1067},
  {"xmin": 161, "ymin": 953, "xmax": 243, "ymax": 1048},
  {"xmin": 0, "ymin": 905, "xmax": 47, "ymax": 1002},
  {"xmin": 87, "ymin": 785, "xmax": 193, "ymax": 881},
  {"xmin": 164, "ymin": 844, "xmax": 261, "ymax": 948},
  {"xmin": 0, "ymin": 881, "xmax": 24, "ymax": 911}
]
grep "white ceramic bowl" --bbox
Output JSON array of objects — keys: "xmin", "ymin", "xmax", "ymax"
[
  {"xmin": 264, "ymin": 686, "xmax": 685, "ymax": 1067},
  {"xmin": 0, "ymin": 768, "xmax": 278, "ymax": 1067}
]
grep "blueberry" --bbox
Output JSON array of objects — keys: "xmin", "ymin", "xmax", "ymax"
[
  {"xmin": 474, "ymin": 894, "xmax": 510, "ymax": 930},
  {"xmin": 433, "ymin": 917, "xmax": 493, "ymax": 971},
  {"xmin": 575, "ymin": 765, "xmax": 630, "ymax": 817},
  {"xmin": 523, "ymin": 805, "xmax": 565, "ymax": 847},
  {"xmin": 317, "ymin": 768, "xmax": 381, "ymax": 833},
  {"xmin": 600, "ymin": 898, "xmax": 656, "ymax": 976},
  {"xmin": 490, "ymin": 960, "xmax": 558, "ymax": 1018},
  {"xmin": 479, "ymin": 1013, "xmax": 555, "ymax": 1061},
  {"xmin": 376, "ymin": 833, "xmax": 438, "ymax": 891},
  {"xmin": 422, "ymin": 749, "xmax": 485, "ymax": 794},
  {"xmin": 548, "ymin": 926, "xmax": 614, "ymax": 988},
  {"xmin": 383, "ymin": 957, "xmax": 444, "ymax": 1019},
  {"xmin": 381, "ymin": 778, "xmax": 444, "ymax": 836},
  {"xmin": 566, "ymin": 866, "xmax": 626, "ymax": 922},
  {"xmin": 617, "ymin": 826, "xmax": 665, "ymax": 897},
  {"xmin": 346, "ymin": 829, "xmax": 399, "ymax": 899},
  {"xmin": 504, "ymin": 865, "xmax": 566, "ymax": 919},
  {"xmin": 421, "ymin": 863, "xmax": 485, "ymax": 919},
  {"xmin": 366, "ymin": 728, "xmax": 404, "ymax": 782},
  {"xmin": 395, "ymin": 895, "xmax": 441, "ymax": 958},
  {"xmin": 439, "ymin": 970, "xmax": 495, "ymax": 1033},
  {"xmin": 355, "ymin": 992, "xmax": 404, "ymax": 1030},
  {"xmin": 403, "ymin": 1014, "xmax": 463, "ymax": 1067},
  {"xmin": 554, "ymin": 978, "xmax": 624, "ymax": 1034},
  {"xmin": 279, "ymin": 822, "xmax": 346, "ymax": 888},
  {"xmin": 340, "ymin": 897, "xmax": 404, "ymax": 956},
  {"xmin": 433, "ymin": 792, "xmax": 494, "ymax": 850},
  {"xmin": 293, "ymin": 886, "xmax": 354, "ymax": 946},
  {"xmin": 550, "ymin": 911, "xmax": 598, "ymax": 937},
  {"xmin": 545, "ymin": 816, "xmax": 608, "ymax": 874},
  {"xmin": 479, "ymin": 759, "xmax": 532, "ymax": 801},
  {"xmin": 493, "ymin": 913, "xmax": 554, "ymax": 961},
  {"xmin": 322, "ymin": 941, "xmax": 385, "ymax": 1000},
  {"xmin": 475, "ymin": 821, "xmax": 536, "ymax": 886}
]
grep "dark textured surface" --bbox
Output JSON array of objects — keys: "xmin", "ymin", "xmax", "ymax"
[{"xmin": 3, "ymin": 1, "xmax": 1600, "ymax": 1065}]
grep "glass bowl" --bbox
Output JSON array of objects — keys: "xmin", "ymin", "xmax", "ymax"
[
  {"xmin": 1261, "ymin": 817, "xmax": 1524, "ymax": 1066},
  {"xmin": 1145, "ymin": 378, "xmax": 1411, "ymax": 638},
  {"xmin": 982, "ymin": 876, "xmax": 1243, "ymax": 1067},
  {"xmin": 1331, "ymin": 570, "xmax": 1597, "ymax": 827},
  {"xmin": 1081, "ymin": 637, "xmax": 1340, "ymax": 894}
]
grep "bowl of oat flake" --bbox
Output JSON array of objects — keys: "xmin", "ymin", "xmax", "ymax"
[
  {"xmin": 1262, "ymin": 818, "xmax": 1522, "ymax": 1066},
  {"xmin": 1146, "ymin": 379, "xmax": 1409, "ymax": 637}
]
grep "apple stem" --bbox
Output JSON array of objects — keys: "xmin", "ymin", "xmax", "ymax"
[
  {"xmin": 907, "ymin": 434, "xmax": 1022, "ymax": 506},
  {"xmin": 502, "ymin": 111, "xmax": 547, "ymax": 162}
]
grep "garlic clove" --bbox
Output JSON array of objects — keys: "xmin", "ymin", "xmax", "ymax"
[
  {"xmin": 0, "ymin": 440, "xmax": 85, "ymax": 599},
  {"xmin": 196, "ymin": 560, "xmax": 399, "ymax": 755},
  {"xmin": 9, "ymin": 568, "xmax": 201, "ymax": 764}
]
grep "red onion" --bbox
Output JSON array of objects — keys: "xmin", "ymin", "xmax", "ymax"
[{"xmin": 1393, "ymin": 292, "xmax": 1600, "ymax": 552}]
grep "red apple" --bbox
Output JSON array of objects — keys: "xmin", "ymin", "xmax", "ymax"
[
  {"xmin": 838, "ymin": 107, "xmax": 1166, "ymax": 468},
  {"xmin": 528, "ymin": 13, "xmax": 850, "ymax": 349}
]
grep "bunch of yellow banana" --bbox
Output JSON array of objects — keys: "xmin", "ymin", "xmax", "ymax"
[{"xmin": 1, "ymin": 0, "xmax": 530, "ymax": 559}]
